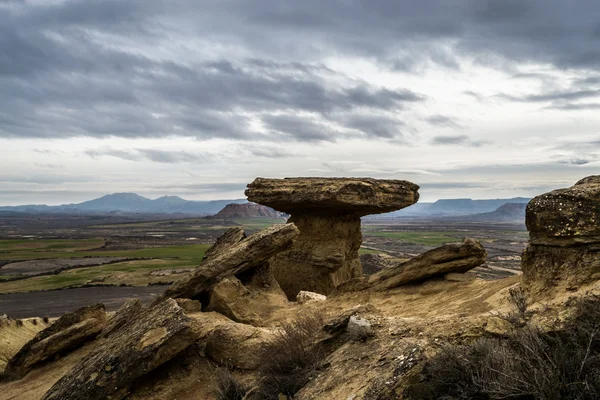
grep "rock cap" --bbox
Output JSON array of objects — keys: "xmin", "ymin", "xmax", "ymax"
[
  {"xmin": 245, "ymin": 177, "xmax": 419, "ymax": 215},
  {"xmin": 526, "ymin": 175, "xmax": 600, "ymax": 245}
]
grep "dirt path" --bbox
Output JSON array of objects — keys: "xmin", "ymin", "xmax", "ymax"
[{"xmin": 0, "ymin": 285, "xmax": 168, "ymax": 318}]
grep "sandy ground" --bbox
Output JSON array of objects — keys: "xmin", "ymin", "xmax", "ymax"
[{"xmin": 0, "ymin": 285, "xmax": 168, "ymax": 318}]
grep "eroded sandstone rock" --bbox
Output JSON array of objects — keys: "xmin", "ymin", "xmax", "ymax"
[
  {"xmin": 156, "ymin": 223, "xmax": 299, "ymax": 302},
  {"xmin": 203, "ymin": 227, "xmax": 246, "ymax": 262},
  {"xmin": 43, "ymin": 299, "xmax": 195, "ymax": 400},
  {"xmin": 246, "ymin": 178, "xmax": 419, "ymax": 297},
  {"xmin": 523, "ymin": 176, "xmax": 600, "ymax": 293},
  {"xmin": 368, "ymin": 238, "xmax": 486, "ymax": 291},
  {"xmin": 4, "ymin": 304, "xmax": 106, "ymax": 380},
  {"xmin": 99, "ymin": 299, "xmax": 141, "ymax": 339},
  {"xmin": 205, "ymin": 322, "xmax": 274, "ymax": 369}
]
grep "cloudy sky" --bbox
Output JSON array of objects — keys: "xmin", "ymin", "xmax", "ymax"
[{"xmin": 1, "ymin": 0, "xmax": 600, "ymax": 205}]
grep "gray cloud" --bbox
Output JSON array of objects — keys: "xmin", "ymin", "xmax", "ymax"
[
  {"xmin": 546, "ymin": 103, "xmax": 600, "ymax": 110},
  {"xmin": 344, "ymin": 115, "xmax": 405, "ymax": 139},
  {"xmin": 85, "ymin": 148, "xmax": 207, "ymax": 163},
  {"xmin": 431, "ymin": 135, "xmax": 488, "ymax": 147},
  {"xmin": 1, "ymin": 0, "xmax": 599, "ymax": 144},
  {"xmin": 425, "ymin": 115, "xmax": 462, "ymax": 128},
  {"xmin": 261, "ymin": 114, "xmax": 339, "ymax": 143}
]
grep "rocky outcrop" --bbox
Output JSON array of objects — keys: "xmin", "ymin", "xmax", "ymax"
[
  {"xmin": 522, "ymin": 176, "xmax": 600, "ymax": 293},
  {"xmin": 157, "ymin": 223, "xmax": 299, "ymax": 302},
  {"xmin": 4, "ymin": 304, "xmax": 106, "ymax": 380},
  {"xmin": 43, "ymin": 299, "xmax": 195, "ymax": 400},
  {"xmin": 368, "ymin": 238, "xmax": 487, "ymax": 291},
  {"xmin": 213, "ymin": 202, "xmax": 286, "ymax": 219},
  {"xmin": 246, "ymin": 178, "xmax": 419, "ymax": 297}
]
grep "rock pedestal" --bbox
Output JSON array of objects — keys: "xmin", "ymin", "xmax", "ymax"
[
  {"xmin": 246, "ymin": 178, "xmax": 419, "ymax": 297},
  {"xmin": 522, "ymin": 176, "xmax": 600, "ymax": 294}
]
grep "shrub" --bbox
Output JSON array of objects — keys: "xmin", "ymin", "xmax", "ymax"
[
  {"xmin": 15, "ymin": 319, "xmax": 23, "ymax": 327},
  {"xmin": 255, "ymin": 312, "xmax": 325, "ymax": 399},
  {"xmin": 31, "ymin": 318, "xmax": 38, "ymax": 325},
  {"xmin": 214, "ymin": 368, "xmax": 247, "ymax": 400},
  {"xmin": 43, "ymin": 316, "xmax": 49, "ymax": 324},
  {"xmin": 406, "ymin": 295, "xmax": 600, "ymax": 400}
]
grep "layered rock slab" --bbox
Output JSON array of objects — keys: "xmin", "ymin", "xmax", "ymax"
[
  {"xmin": 523, "ymin": 176, "xmax": 600, "ymax": 293},
  {"xmin": 4, "ymin": 304, "xmax": 106, "ymax": 380},
  {"xmin": 368, "ymin": 238, "xmax": 487, "ymax": 291},
  {"xmin": 43, "ymin": 299, "xmax": 195, "ymax": 400},
  {"xmin": 246, "ymin": 178, "xmax": 419, "ymax": 297},
  {"xmin": 156, "ymin": 223, "xmax": 299, "ymax": 302}
]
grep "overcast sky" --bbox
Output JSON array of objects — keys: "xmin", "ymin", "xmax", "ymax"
[{"xmin": 1, "ymin": 0, "xmax": 600, "ymax": 205}]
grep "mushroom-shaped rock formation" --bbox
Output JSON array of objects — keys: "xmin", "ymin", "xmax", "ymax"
[
  {"xmin": 245, "ymin": 177, "xmax": 420, "ymax": 297},
  {"xmin": 523, "ymin": 176, "xmax": 600, "ymax": 294}
]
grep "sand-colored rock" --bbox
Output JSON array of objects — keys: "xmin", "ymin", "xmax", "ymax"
[
  {"xmin": 368, "ymin": 238, "xmax": 487, "ymax": 291},
  {"xmin": 246, "ymin": 177, "xmax": 419, "ymax": 297},
  {"xmin": 43, "ymin": 299, "xmax": 195, "ymax": 400},
  {"xmin": 202, "ymin": 227, "xmax": 246, "ymax": 262},
  {"xmin": 4, "ymin": 304, "xmax": 106, "ymax": 380},
  {"xmin": 523, "ymin": 176, "xmax": 600, "ymax": 294},
  {"xmin": 157, "ymin": 223, "xmax": 299, "ymax": 302},
  {"xmin": 205, "ymin": 322, "xmax": 274, "ymax": 370},
  {"xmin": 98, "ymin": 298, "xmax": 141, "ymax": 339}
]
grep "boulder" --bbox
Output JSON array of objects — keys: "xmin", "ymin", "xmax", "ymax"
[
  {"xmin": 347, "ymin": 316, "xmax": 372, "ymax": 341},
  {"xmin": 205, "ymin": 322, "xmax": 274, "ymax": 370},
  {"xmin": 368, "ymin": 238, "xmax": 487, "ymax": 291},
  {"xmin": 175, "ymin": 298, "xmax": 202, "ymax": 313},
  {"xmin": 522, "ymin": 176, "xmax": 600, "ymax": 293},
  {"xmin": 296, "ymin": 291, "xmax": 327, "ymax": 304},
  {"xmin": 207, "ymin": 277, "xmax": 262, "ymax": 325},
  {"xmin": 43, "ymin": 299, "xmax": 195, "ymax": 400},
  {"xmin": 4, "ymin": 304, "xmax": 106, "ymax": 380},
  {"xmin": 98, "ymin": 298, "xmax": 141, "ymax": 339},
  {"xmin": 203, "ymin": 227, "xmax": 246, "ymax": 262},
  {"xmin": 156, "ymin": 223, "xmax": 299, "ymax": 302},
  {"xmin": 246, "ymin": 178, "xmax": 419, "ymax": 297}
]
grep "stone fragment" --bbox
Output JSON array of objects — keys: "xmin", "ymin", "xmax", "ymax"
[
  {"xmin": 4, "ymin": 304, "xmax": 106, "ymax": 380},
  {"xmin": 296, "ymin": 291, "xmax": 327, "ymax": 304},
  {"xmin": 347, "ymin": 316, "xmax": 372, "ymax": 341},
  {"xmin": 43, "ymin": 299, "xmax": 195, "ymax": 400},
  {"xmin": 368, "ymin": 238, "xmax": 486, "ymax": 291},
  {"xmin": 522, "ymin": 176, "xmax": 600, "ymax": 294},
  {"xmin": 360, "ymin": 253, "xmax": 393, "ymax": 275},
  {"xmin": 156, "ymin": 223, "xmax": 299, "ymax": 302},
  {"xmin": 246, "ymin": 177, "xmax": 419, "ymax": 297},
  {"xmin": 175, "ymin": 298, "xmax": 202, "ymax": 313}
]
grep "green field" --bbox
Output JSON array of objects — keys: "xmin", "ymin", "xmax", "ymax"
[
  {"xmin": 0, "ymin": 239, "xmax": 210, "ymax": 293},
  {"xmin": 366, "ymin": 231, "xmax": 464, "ymax": 246}
]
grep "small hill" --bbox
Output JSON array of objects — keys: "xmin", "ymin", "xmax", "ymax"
[
  {"xmin": 469, "ymin": 202, "xmax": 527, "ymax": 222},
  {"xmin": 214, "ymin": 203, "xmax": 286, "ymax": 219}
]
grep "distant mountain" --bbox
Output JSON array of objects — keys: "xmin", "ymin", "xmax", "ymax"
[
  {"xmin": 0, "ymin": 193, "xmax": 247, "ymax": 215},
  {"xmin": 468, "ymin": 203, "xmax": 527, "ymax": 222},
  {"xmin": 213, "ymin": 203, "xmax": 287, "ymax": 219},
  {"xmin": 384, "ymin": 197, "xmax": 531, "ymax": 218}
]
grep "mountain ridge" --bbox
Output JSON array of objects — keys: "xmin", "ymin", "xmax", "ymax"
[{"xmin": 0, "ymin": 193, "xmax": 247, "ymax": 215}]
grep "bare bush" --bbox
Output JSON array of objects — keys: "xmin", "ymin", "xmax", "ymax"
[
  {"xmin": 16, "ymin": 319, "xmax": 23, "ymax": 327},
  {"xmin": 255, "ymin": 312, "xmax": 325, "ymax": 399},
  {"xmin": 406, "ymin": 295, "xmax": 600, "ymax": 400},
  {"xmin": 43, "ymin": 316, "xmax": 50, "ymax": 324},
  {"xmin": 214, "ymin": 368, "xmax": 247, "ymax": 400},
  {"xmin": 508, "ymin": 285, "xmax": 529, "ymax": 320}
]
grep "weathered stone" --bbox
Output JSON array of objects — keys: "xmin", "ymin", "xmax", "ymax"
[
  {"xmin": 296, "ymin": 291, "xmax": 327, "ymax": 304},
  {"xmin": 156, "ymin": 223, "xmax": 299, "ymax": 302},
  {"xmin": 98, "ymin": 298, "xmax": 141, "ymax": 339},
  {"xmin": 526, "ymin": 176, "xmax": 600, "ymax": 246},
  {"xmin": 43, "ymin": 299, "xmax": 195, "ymax": 400},
  {"xmin": 205, "ymin": 322, "xmax": 274, "ymax": 370},
  {"xmin": 207, "ymin": 277, "xmax": 261, "ymax": 325},
  {"xmin": 246, "ymin": 178, "xmax": 419, "ymax": 297},
  {"xmin": 4, "ymin": 304, "xmax": 106, "ymax": 380},
  {"xmin": 444, "ymin": 272, "xmax": 477, "ymax": 282},
  {"xmin": 368, "ymin": 238, "xmax": 487, "ymax": 291},
  {"xmin": 203, "ymin": 227, "xmax": 246, "ymax": 262},
  {"xmin": 175, "ymin": 298, "xmax": 202, "ymax": 313},
  {"xmin": 347, "ymin": 316, "xmax": 372, "ymax": 341},
  {"xmin": 523, "ymin": 176, "xmax": 600, "ymax": 294}
]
